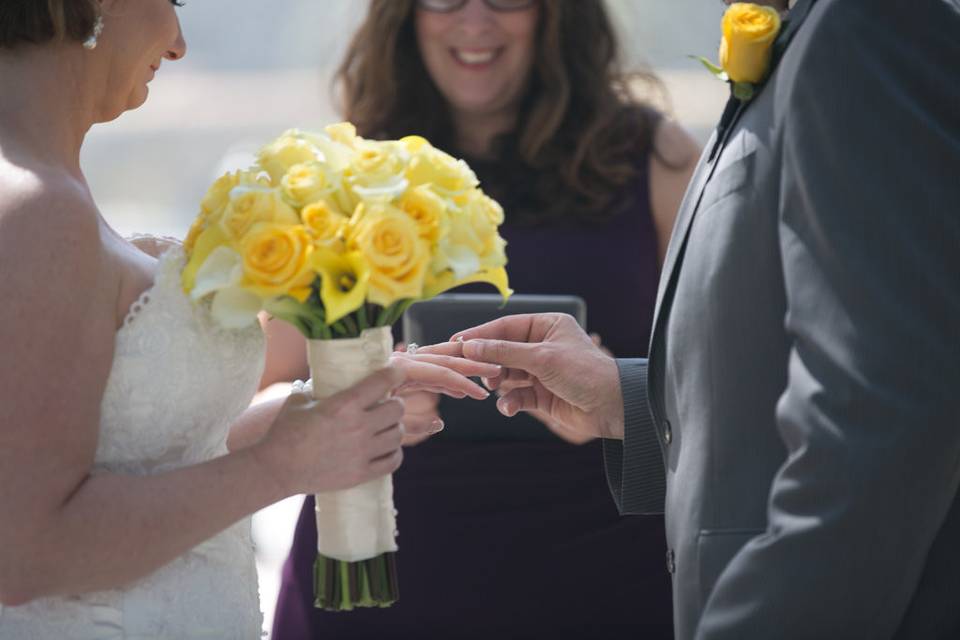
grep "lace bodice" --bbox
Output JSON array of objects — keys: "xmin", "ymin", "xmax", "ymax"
[{"xmin": 0, "ymin": 246, "xmax": 268, "ymax": 639}]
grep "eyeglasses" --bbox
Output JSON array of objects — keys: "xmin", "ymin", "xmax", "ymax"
[{"xmin": 417, "ymin": 0, "xmax": 537, "ymax": 13}]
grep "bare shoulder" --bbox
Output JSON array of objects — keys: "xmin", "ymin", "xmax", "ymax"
[
  {"xmin": 0, "ymin": 164, "xmax": 115, "ymax": 401},
  {"xmin": 0, "ymin": 166, "xmax": 109, "ymax": 336},
  {"xmin": 647, "ymin": 120, "xmax": 701, "ymax": 263},
  {"xmin": 0, "ymin": 167, "xmax": 102, "ymax": 274},
  {"xmin": 650, "ymin": 119, "xmax": 701, "ymax": 172}
]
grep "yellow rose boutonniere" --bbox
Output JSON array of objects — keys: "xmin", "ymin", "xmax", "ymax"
[{"xmin": 694, "ymin": 2, "xmax": 782, "ymax": 101}]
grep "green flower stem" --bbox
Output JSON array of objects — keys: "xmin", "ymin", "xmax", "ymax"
[
  {"xmin": 356, "ymin": 305, "xmax": 369, "ymax": 331},
  {"xmin": 313, "ymin": 552, "xmax": 398, "ymax": 611},
  {"xmin": 385, "ymin": 299, "xmax": 413, "ymax": 326},
  {"xmin": 341, "ymin": 315, "xmax": 359, "ymax": 337},
  {"xmin": 689, "ymin": 54, "xmax": 729, "ymax": 82},
  {"xmin": 733, "ymin": 81, "xmax": 756, "ymax": 101}
]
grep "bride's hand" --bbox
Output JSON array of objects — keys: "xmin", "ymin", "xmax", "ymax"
[
  {"xmin": 251, "ymin": 367, "xmax": 408, "ymax": 496},
  {"xmin": 388, "ymin": 350, "xmax": 499, "ymax": 400},
  {"xmin": 396, "ymin": 390, "xmax": 442, "ymax": 446}
]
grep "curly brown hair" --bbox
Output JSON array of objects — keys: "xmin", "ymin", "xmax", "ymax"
[
  {"xmin": 0, "ymin": 0, "xmax": 100, "ymax": 49},
  {"xmin": 335, "ymin": 0, "xmax": 665, "ymax": 223}
]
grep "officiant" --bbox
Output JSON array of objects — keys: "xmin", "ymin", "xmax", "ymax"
[{"xmin": 268, "ymin": 0, "xmax": 702, "ymax": 637}]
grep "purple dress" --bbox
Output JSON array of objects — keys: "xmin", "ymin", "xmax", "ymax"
[{"xmin": 272, "ymin": 152, "xmax": 673, "ymax": 638}]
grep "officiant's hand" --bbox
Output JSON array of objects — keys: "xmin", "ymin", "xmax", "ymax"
[{"xmin": 419, "ymin": 314, "xmax": 625, "ymax": 440}]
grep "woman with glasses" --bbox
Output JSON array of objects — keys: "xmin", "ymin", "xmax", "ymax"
[{"xmin": 271, "ymin": 0, "xmax": 700, "ymax": 637}]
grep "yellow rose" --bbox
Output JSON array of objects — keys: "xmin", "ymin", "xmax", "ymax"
[
  {"xmin": 399, "ymin": 184, "xmax": 448, "ymax": 245},
  {"xmin": 451, "ymin": 191, "xmax": 505, "ymax": 265},
  {"xmin": 183, "ymin": 215, "xmax": 206, "ymax": 254},
  {"xmin": 219, "ymin": 187, "xmax": 299, "ymax": 242},
  {"xmin": 401, "ymin": 136, "xmax": 478, "ymax": 197},
  {"xmin": 201, "ymin": 171, "xmax": 241, "ymax": 217},
  {"xmin": 347, "ymin": 202, "xmax": 429, "ymax": 307},
  {"xmin": 324, "ymin": 122, "xmax": 359, "ymax": 149},
  {"xmin": 423, "ymin": 189, "xmax": 510, "ymax": 300},
  {"xmin": 301, "ymin": 201, "xmax": 348, "ymax": 245},
  {"xmin": 345, "ymin": 140, "xmax": 410, "ymax": 202},
  {"xmin": 258, "ymin": 131, "xmax": 321, "ymax": 184},
  {"xmin": 299, "ymin": 128, "xmax": 355, "ymax": 173},
  {"xmin": 281, "ymin": 162, "xmax": 336, "ymax": 208},
  {"xmin": 719, "ymin": 3, "xmax": 782, "ymax": 84},
  {"xmin": 312, "ymin": 249, "xmax": 370, "ymax": 324},
  {"xmin": 186, "ymin": 170, "xmax": 266, "ymax": 252},
  {"xmin": 239, "ymin": 223, "xmax": 316, "ymax": 302}
]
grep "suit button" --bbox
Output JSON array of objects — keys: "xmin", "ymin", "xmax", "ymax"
[
  {"xmin": 666, "ymin": 549, "xmax": 676, "ymax": 574},
  {"xmin": 663, "ymin": 420, "xmax": 673, "ymax": 445}
]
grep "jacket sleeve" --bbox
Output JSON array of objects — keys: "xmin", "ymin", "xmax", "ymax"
[
  {"xmin": 603, "ymin": 359, "xmax": 666, "ymax": 515},
  {"xmin": 698, "ymin": 1, "xmax": 960, "ymax": 637}
]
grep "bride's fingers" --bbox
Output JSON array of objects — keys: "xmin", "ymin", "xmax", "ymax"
[
  {"xmin": 395, "ymin": 383, "xmax": 466, "ymax": 398},
  {"xmin": 394, "ymin": 353, "xmax": 501, "ymax": 379},
  {"xmin": 369, "ymin": 422, "xmax": 405, "ymax": 460},
  {"xmin": 403, "ymin": 410, "xmax": 445, "ymax": 436},
  {"xmin": 398, "ymin": 390, "xmax": 439, "ymax": 410},
  {"xmin": 391, "ymin": 359, "xmax": 490, "ymax": 400},
  {"xmin": 412, "ymin": 342, "xmax": 464, "ymax": 358}
]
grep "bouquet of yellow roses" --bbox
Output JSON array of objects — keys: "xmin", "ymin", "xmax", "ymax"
[{"xmin": 181, "ymin": 123, "xmax": 510, "ymax": 611}]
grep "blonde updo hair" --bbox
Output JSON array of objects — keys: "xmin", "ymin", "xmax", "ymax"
[{"xmin": 0, "ymin": 0, "xmax": 100, "ymax": 49}]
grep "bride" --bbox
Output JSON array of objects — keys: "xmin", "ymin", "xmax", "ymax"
[{"xmin": 0, "ymin": 1, "xmax": 498, "ymax": 637}]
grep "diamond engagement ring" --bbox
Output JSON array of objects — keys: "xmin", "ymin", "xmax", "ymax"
[{"xmin": 406, "ymin": 343, "xmax": 419, "ymax": 355}]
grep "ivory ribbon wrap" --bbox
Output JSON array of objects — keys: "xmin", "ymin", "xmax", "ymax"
[{"xmin": 306, "ymin": 326, "xmax": 398, "ymax": 563}]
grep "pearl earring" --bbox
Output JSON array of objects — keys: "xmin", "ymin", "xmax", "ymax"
[{"xmin": 82, "ymin": 15, "xmax": 104, "ymax": 50}]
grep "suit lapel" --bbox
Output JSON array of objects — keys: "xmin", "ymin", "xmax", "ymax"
[{"xmin": 649, "ymin": 0, "xmax": 817, "ymax": 343}]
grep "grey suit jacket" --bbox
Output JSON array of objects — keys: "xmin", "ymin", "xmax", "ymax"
[{"xmin": 603, "ymin": 1, "xmax": 960, "ymax": 638}]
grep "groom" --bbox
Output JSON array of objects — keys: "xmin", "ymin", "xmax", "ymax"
[{"xmin": 437, "ymin": 0, "xmax": 960, "ymax": 637}]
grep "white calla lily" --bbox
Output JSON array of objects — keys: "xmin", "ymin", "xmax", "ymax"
[
  {"xmin": 351, "ymin": 175, "xmax": 410, "ymax": 202},
  {"xmin": 435, "ymin": 242, "xmax": 480, "ymax": 280},
  {"xmin": 190, "ymin": 245, "xmax": 244, "ymax": 300},
  {"xmin": 210, "ymin": 286, "xmax": 263, "ymax": 329}
]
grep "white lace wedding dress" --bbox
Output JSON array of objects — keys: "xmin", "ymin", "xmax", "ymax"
[{"xmin": 0, "ymin": 245, "xmax": 268, "ymax": 639}]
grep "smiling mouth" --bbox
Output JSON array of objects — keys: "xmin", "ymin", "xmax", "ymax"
[{"xmin": 450, "ymin": 48, "xmax": 502, "ymax": 68}]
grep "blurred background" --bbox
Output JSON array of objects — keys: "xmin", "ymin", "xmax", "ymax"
[{"xmin": 81, "ymin": 1, "xmax": 727, "ymax": 636}]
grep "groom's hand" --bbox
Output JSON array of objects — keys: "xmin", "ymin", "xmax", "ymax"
[{"xmin": 424, "ymin": 314, "xmax": 625, "ymax": 440}]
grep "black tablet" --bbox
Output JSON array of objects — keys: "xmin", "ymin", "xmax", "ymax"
[{"xmin": 402, "ymin": 293, "xmax": 586, "ymax": 347}]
